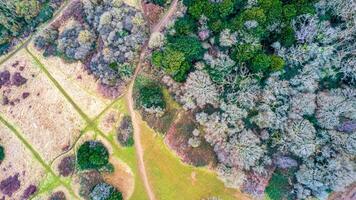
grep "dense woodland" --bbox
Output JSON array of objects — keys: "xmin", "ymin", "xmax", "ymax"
[
  {"xmin": 0, "ymin": 0, "xmax": 64, "ymax": 54},
  {"xmin": 34, "ymin": 0, "xmax": 148, "ymax": 97},
  {"xmin": 0, "ymin": 0, "xmax": 355, "ymax": 199},
  {"xmin": 144, "ymin": 0, "xmax": 356, "ymax": 199}
]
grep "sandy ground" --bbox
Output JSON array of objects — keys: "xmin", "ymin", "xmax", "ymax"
[
  {"xmin": 0, "ymin": 124, "xmax": 46, "ymax": 200},
  {"xmin": 28, "ymin": 44, "xmax": 111, "ymax": 118},
  {"xmin": 0, "ymin": 49, "xmax": 85, "ymax": 161},
  {"xmin": 98, "ymin": 109, "xmax": 121, "ymax": 134},
  {"xmin": 103, "ymin": 157, "xmax": 135, "ymax": 200}
]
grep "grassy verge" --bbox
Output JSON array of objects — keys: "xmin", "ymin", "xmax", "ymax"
[{"xmin": 139, "ymin": 118, "xmax": 248, "ymax": 200}]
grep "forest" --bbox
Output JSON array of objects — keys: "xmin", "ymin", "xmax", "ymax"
[{"xmin": 145, "ymin": 0, "xmax": 355, "ymax": 199}]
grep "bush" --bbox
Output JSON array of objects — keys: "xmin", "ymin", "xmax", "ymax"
[
  {"xmin": 77, "ymin": 141, "xmax": 109, "ymax": 170},
  {"xmin": 280, "ymin": 26, "xmax": 296, "ymax": 47},
  {"xmin": 0, "ymin": 145, "xmax": 4, "ymax": 161},
  {"xmin": 117, "ymin": 115, "xmax": 134, "ymax": 147},
  {"xmin": 89, "ymin": 183, "xmax": 123, "ymax": 200}
]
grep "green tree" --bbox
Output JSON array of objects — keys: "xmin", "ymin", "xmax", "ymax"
[
  {"xmin": 14, "ymin": 0, "xmax": 41, "ymax": 22},
  {"xmin": 250, "ymin": 53, "xmax": 272, "ymax": 73},
  {"xmin": 77, "ymin": 141, "xmax": 109, "ymax": 170},
  {"xmin": 152, "ymin": 48, "xmax": 190, "ymax": 82},
  {"xmin": 270, "ymin": 55, "xmax": 285, "ymax": 71},
  {"xmin": 233, "ymin": 43, "xmax": 262, "ymax": 63},
  {"xmin": 137, "ymin": 82, "xmax": 166, "ymax": 110},
  {"xmin": 167, "ymin": 36, "xmax": 204, "ymax": 62},
  {"xmin": 0, "ymin": 145, "xmax": 4, "ymax": 161},
  {"xmin": 174, "ymin": 16, "xmax": 196, "ymax": 35}
]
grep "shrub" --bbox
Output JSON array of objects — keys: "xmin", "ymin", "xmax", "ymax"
[
  {"xmin": 77, "ymin": 141, "xmax": 109, "ymax": 170},
  {"xmin": 117, "ymin": 115, "xmax": 134, "ymax": 147},
  {"xmin": 89, "ymin": 183, "xmax": 123, "ymax": 200},
  {"xmin": 0, "ymin": 145, "xmax": 4, "ymax": 161},
  {"xmin": 250, "ymin": 53, "xmax": 272, "ymax": 73}
]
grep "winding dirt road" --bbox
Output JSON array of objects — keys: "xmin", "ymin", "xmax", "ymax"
[{"xmin": 127, "ymin": 1, "xmax": 178, "ymax": 199}]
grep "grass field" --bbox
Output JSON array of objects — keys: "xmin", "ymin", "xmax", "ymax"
[{"xmin": 139, "ymin": 118, "xmax": 250, "ymax": 200}]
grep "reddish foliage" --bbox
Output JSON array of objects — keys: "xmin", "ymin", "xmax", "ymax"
[
  {"xmin": 242, "ymin": 167, "xmax": 275, "ymax": 197},
  {"xmin": 142, "ymin": 3, "xmax": 164, "ymax": 28},
  {"xmin": 165, "ymin": 112, "xmax": 217, "ymax": 167}
]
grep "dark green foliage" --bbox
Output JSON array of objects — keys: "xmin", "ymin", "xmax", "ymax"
[
  {"xmin": 0, "ymin": 145, "xmax": 4, "ymax": 161},
  {"xmin": 135, "ymin": 76, "xmax": 166, "ymax": 110},
  {"xmin": 280, "ymin": 26, "xmax": 296, "ymax": 47},
  {"xmin": 282, "ymin": 4, "xmax": 297, "ymax": 21},
  {"xmin": 174, "ymin": 16, "xmax": 196, "ymax": 35},
  {"xmin": 77, "ymin": 141, "xmax": 109, "ymax": 170},
  {"xmin": 265, "ymin": 169, "xmax": 294, "ymax": 200},
  {"xmin": 258, "ymin": 0, "xmax": 283, "ymax": 23},
  {"xmin": 167, "ymin": 36, "xmax": 204, "ymax": 62},
  {"xmin": 150, "ymin": 0, "xmax": 166, "ymax": 6},
  {"xmin": 152, "ymin": 36, "xmax": 203, "ymax": 82},
  {"xmin": 250, "ymin": 54, "xmax": 272, "ymax": 73}
]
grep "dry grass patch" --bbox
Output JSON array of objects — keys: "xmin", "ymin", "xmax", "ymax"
[
  {"xmin": 28, "ymin": 44, "xmax": 110, "ymax": 118},
  {"xmin": 0, "ymin": 124, "xmax": 46, "ymax": 200},
  {"xmin": 98, "ymin": 109, "xmax": 121, "ymax": 134},
  {"xmin": 103, "ymin": 157, "xmax": 135, "ymax": 200},
  {"xmin": 0, "ymin": 49, "xmax": 85, "ymax": 161}
]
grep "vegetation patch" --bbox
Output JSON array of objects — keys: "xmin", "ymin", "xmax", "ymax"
[
  {"xmin": 265, "ymin": 169, "xmax": 294, "ymax": 200},
  {"xmin": 77, "ymin": 141, "xmax": 109, "ymax": 171},
  {"xmin": 117, "ymin": 115, "xmax": 134, "ymax": 147},
  {"xmin": 165, "ymin": 112, "xmax": 217, "ymax": 167},
  {"xmin": 0, "ymin": 145, "xmax": 4, "ymax": 162},
  {"xmin": 57, "ymin": 155, "xmax": 76, "ymax": 177},
  {"xmin": 89, "ymin": 182, "xmax": 123, "ymax": 200}
]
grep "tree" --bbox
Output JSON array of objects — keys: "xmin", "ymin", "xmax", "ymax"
[
  {"xmin": 167, "ymin": 36, "xmax": 204, "ymax": 62},
  {"xmin": 89, "ymin": 183, "xmax": 123, "ymax": 200},
  {"xmin": 182, "ymin": 70, "xmax": 219, "ymax": 109},
  {"xmin": 135, "ymin": 77, "xmax": 166, "ymax": 110},
  {"xmin": 14, "ymin": 0, "xmax": 41, "ymax": 22},
  {"xmin": 77, "ymin": 141, "xmax": 109, "ymax": 170},
  {"xmin": 174, "ymin": 16, "xmax": 196, "ymax": 35},
  {"xmin": 250, "ymin": 53, "xmax": 272, "ymax": 73},
  {"xmin": 270, "ymin": 55, "xmax": 285, "ymax": 71},
  {"xmin": 152, "ymin": 48, "xmax": 190, "ymax": 82},
  {"xmin": 0, "ymin": 145, "xmax": 4, "ymax": 161}
]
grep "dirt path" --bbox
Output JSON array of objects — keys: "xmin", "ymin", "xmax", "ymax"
[
  {"xmin": 127, "ymin": 1, "xmax": 179, "ymax": 200},
  {"xmin": 152, "ymin": 0, "xmax": 179, "ymax": 33}
]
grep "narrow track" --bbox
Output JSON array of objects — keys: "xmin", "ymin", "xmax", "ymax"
[{"xmin": 127, "ymin": 0, "xmax": 179, "ymax": 199}]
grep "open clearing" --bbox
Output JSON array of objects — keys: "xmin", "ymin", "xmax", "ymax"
[{"xmin": 0, "ymin": 123, "xmax": 46, "ymax": 200}]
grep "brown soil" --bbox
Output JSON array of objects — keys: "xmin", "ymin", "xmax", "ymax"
[
  {"xmin": 102, "ymin": 157, "xmax": 134, "ymax": 200},
  {"xmin": 165, "ymin": 112, "xmax": 217, "ymax": 167}
]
